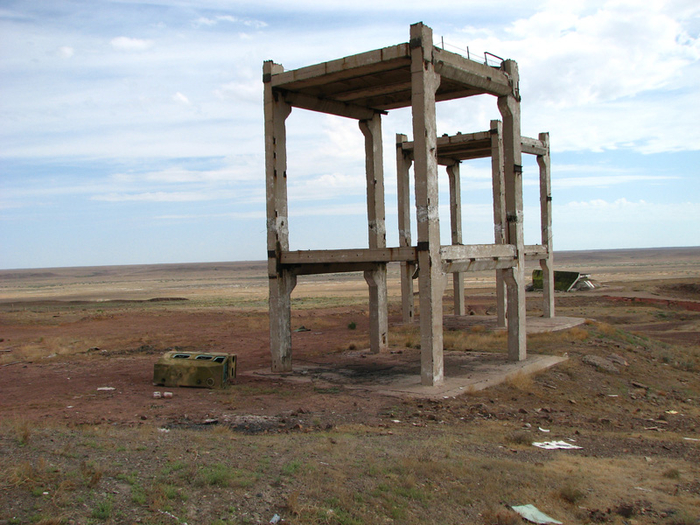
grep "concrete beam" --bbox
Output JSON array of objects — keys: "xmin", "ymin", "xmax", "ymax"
[
  {"xmin": 281, "ymin": 247, "xmax": 416, "ymax": 264},
  {"xmin": 280, "ymin": 90, "xmax": 380, "ymax": 120},
  {"xmin": 443, "ymin": 257, "xmax": 517, "ymax": 274},
  {"xmin": 433, "ymin": 53, "xmax": 512, "ymax": 97},
  {"xmin": 441, "ymin": 243, "xmax": 516, "ymax": 260}
]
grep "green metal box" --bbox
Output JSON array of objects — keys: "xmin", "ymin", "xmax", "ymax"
[{"xmin": 153, "ymin": 350, "xmax": 237, "ymax": 389}]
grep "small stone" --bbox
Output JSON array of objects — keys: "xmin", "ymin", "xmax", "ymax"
[
  {"xmin": 582, "ymin": 355, "xmax": 619, "ymax": 374},
  {"xmin": 608, "ymin": 353, "xmax": 629, "ymax": 366}
]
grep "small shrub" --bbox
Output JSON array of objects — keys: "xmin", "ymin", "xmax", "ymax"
[
  {"xmin": 348, "ymin": 321, "xmax": 357, "ymax": 330},
  {"xmin": 13, "ymin": 419, "xmax": 32, "ymax": 447},
  {"xmin": 282, "ymin": 460, "xmax": 302, "ymax": 476},
  {"xmin": 567, "ymin": 327, "xmax": 589, "ymax": 341},
  {"xmin": 559, "ymin": 483, "xmax": 585, "ymax": 504},
  {"xmin": 91, "ymin": 498, "xmax": 113, "ymax": 520},
  {"xmin": 670, "ymin": 509, "xmax": 700, "ymax": 525},
  {"xmin": 131, "ymin": 484, "xmax": 147, "ymax": 505},
  {"xmin": 482, "ymin": 508, "xmax": 521, "ymax": 525},
  {"xmin": 506, "ymin": 432, "xmax": 531, "ymax": 446},
  {"xmin": 505, "ymin": 372, "xmax": 533, "ymax": 392},
  {"xmin": 663, "ymin": 468, "xmax": 681, "ymax": 480}
]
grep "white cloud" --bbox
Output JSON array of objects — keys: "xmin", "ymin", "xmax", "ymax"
[
  {"xmin": 213, "ymin": 79, "xmax": 261, "ymax": 104},
  {"xmin": 553, "ymin": 198, "xmax": 700, "ymax": 248},
  {"xmin": 172, "ymin": 92, "xmax": 191, "ymax": 105},
  {"xmin": 155, "ymin": 210, "xmax": 264, "ymax": 220},
  {"xmin": 57, "ymin": 46, "xmax": 74, "ymax": 58},
  {"xmin": 110, "ymin": 36, "xmax": 154, "ymax": 52},
  {"xmin": 193, "ymin": 15, "xmax": 267, "ymax": 29},
  {"xmin": 554, "ymin": 174, "xmax": 677, "ymax": 189},
  {"xmin": 139, "ymin": 165, "xmax": 258, "ymax": 183},
  {"xmin": 447, "ymin": 1, "xmax": 700, "ymax": 153},
  {"xmin": 93, "ymin": 191, "xmax": 220, "ymax": 202},
  {"xmin": 289, "ymin": 202, "xmax": 367, "ymax": 217},
  {"xmin": 289, "ymin": 172, "xmax": 366, "ymax": 201}
]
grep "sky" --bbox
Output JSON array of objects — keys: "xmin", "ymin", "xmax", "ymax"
[{"xmin": 1, "ymin": 0, "xmax": 699, "ymax": 270}]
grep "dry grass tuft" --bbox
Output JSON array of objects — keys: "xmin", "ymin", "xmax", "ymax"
[
  {"xmin": 593, "ymin": 321, "xmax": 617, "ymax": 336},
  {"xmin": 558, "ymin": 482, "xmax": 586, "ymax": 504},
  {"xmin": 505, "ymin": 372, "xmax": 534, "ymax": 392},
  {"xmin": 443, "ymin": 329, "xmax": 506, "ymax": 352},
  {"xmin": 12, "ymin": 418, "xmax": 32, "ymax": 446},
  {"xmin": 506, "ymin": 431, "xmax": 532, "ymax": 446},
  {"xmin": 482, "ymin": 508, "xmax": 522, "ymax": 525},
  {"xmin": 80, "ymin": 461, "xmax": 103, "ymax": 488},
  {"xmin": 528, "ymin": 326, "xmax": 589, "ymax": 347},
  {"xmin": 662, "ymin": 468, "xmax": 681, "ymax": 480},
  {"xmin": 567, "ymin": 327, "xmax": 590, "ymax": 341}
]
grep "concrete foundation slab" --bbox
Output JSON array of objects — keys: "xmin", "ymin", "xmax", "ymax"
[
  {"xmin": 443, "ymin": 315, "xmax": 586, "ymax": 334},
  {"xmin": 245, "ymin": 347, "xmax": 570, "ymax": 400}
]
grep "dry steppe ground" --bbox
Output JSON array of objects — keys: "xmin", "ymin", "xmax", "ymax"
[{"xmin": 0, "ymin": 247, "xmax": 699, "ymax": 525}]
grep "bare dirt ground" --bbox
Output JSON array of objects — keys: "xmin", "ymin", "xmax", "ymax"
[{"xmin": 1, "ymin": 247, "xmax": 699, "ymax": 525}]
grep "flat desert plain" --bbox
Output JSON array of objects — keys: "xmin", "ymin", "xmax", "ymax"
[{"xmin": 1, "ymin": 247, "xmax": 699, "ymax": 524}]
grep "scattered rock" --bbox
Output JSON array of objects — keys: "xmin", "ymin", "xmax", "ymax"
[
  {"xmin": 608, "ymin": 353, "xmax": 629, "ymax": 366},
  {"xmin": 582, "ymin": 355, "xmax": 619, "ymax": 374}
]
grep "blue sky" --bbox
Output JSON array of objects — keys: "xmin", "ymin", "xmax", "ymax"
[{"xmin": 1, "ymin": 0, "xmax": 699, "ymax": 269}]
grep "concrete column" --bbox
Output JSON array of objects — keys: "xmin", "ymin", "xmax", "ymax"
[
  {"xmin": 411, "ymin": 22, "xmax": 445, "ymax": 386},
  {"xmin": 490, "ymin": 119, "xmax": 507, "ymax": 328},
  {"xmin": 360, "ymin": 114, "xmax": 388, "ymax": 353},
  {"xmin": 396, "ymin": 134, "xmax": 415, "ymax": 324},
  {"xmin": 538, "ymin": 132, "xmax": 555, "ymax": 318},
  {"xmin": 497, "ymin": 60, "xmax": 526, "ymax": 362},
  {"xmin": 264, "ymin": 61, "xmax": 297, "ymax": 372},
  {"xmin": 364, "ymin": 267, "xmax": 388, "ymax": 353},
  {"xmin": 446, "ymin": 162, "xmax": 465, "ymax": 316}
]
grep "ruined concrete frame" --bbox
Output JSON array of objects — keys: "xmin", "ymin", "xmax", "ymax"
[
  {"xmin": 264, "ymin": 22, "xmax": 531, "ymax": 385},
  {"xmin": 396, "ymin": 123, "xmax": 555, "ymax": 328}
]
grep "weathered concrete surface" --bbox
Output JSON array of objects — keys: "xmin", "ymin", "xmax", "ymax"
[
  {"xmin": 443, "ymin": 315, "xmax": 585, "ymax": 334},
  {"xmin": 246, "ymin": 351, "xmax": 567, "ymax": 401},
  {"xmin": 376, "ymin": 353, "xmax": 567, "ymax": 399}
]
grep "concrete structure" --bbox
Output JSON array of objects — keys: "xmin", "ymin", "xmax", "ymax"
[
  {"xmin": 396, "ymin": 124, "xmax": 555, "ymax": 326},
  {"xmin": 264, "ymin": 22, "xmax": 550, "ymax": 386}
]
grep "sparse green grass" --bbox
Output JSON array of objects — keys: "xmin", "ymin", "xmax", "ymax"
[
  {"xmin": 90, "ymin": 497, "xmax": 113, "ymax": 520},
  {"xmin": 282, "ymin": 459, "xmax": 303, "ymax": 477},
  {"xmin": 194, "ymin": 463, "xmax": 257, "ymax": 488}
]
